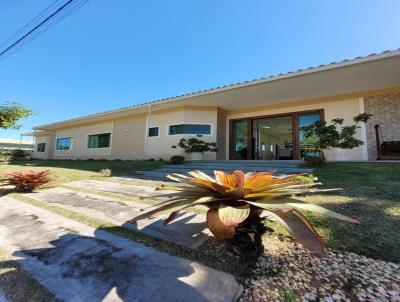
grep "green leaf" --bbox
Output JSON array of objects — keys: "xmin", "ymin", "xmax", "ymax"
[{"xmin": 218, "ymin": 204, "xmax": 250, "ymax": 227}]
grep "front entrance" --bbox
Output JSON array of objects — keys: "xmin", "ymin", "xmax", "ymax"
[{"xmin": 230, "ymin": 110, "xmax": 323, "ymax": 160}]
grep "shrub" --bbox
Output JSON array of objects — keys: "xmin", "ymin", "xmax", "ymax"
[
  {"xmin": 10, "ymin": 149, "xmax": 31, "ymax": 160},
  {"xmin": 3, "ymin": 170, "xmax": 53, "ymax": 192},
  {"xmin": 99, "ymin": 168, "xmax": 112, "ymax": 177},
  {"xmin": 0, "ymin": 149, "xmax": 11, "ymax": 162},
  {"xmin": 170, "ymin": 155, "xmax": 185, "ymax": 164}
]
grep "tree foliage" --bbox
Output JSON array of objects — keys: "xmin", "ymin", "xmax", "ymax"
[
  {"xmin": 0, "ymin": 102, "xmax": 32, "ymax": 129},
  {"xmin": 301, "ymin": 113, "xmax": 372, "ymax": 149},
  {"xmin": 171, "ymin": 135, "xmax": 217, "ymax": 153}
]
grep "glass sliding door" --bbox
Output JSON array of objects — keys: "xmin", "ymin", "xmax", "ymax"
[
  {"xmin": 299, "ymin": 111, "xmax": 322, "ymax": 159},
  {"xmin": 230, "ymin": 110, "xmax": 323, "ymax": 160},
  {"xmin": 252, "ymin": 116, "xmax": 293, "ymax": 160},
  {"xmin": 231, "ymin": 120, "xmax": 249, "ymax": 159}
]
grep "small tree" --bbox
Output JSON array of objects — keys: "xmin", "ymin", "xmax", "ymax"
[
  {"xmin": 301, "ymin": 113, "xmax": 371, "ymax": 157},
  {"xmin": 0, "ymin": 102, "xmax": 32, "ymax": 129},
  {"xmin": 171, "ymin": 135, "xmax": 217, "ymax": 154}
]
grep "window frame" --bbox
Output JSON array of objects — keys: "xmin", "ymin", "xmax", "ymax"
[
  {"xmin": 148, "ymin": 126, "xmax": 160, "ymax": 138},
  {"xmin": 87, "ymin": 133, "xmax": 112, "ymax": 149},
  {"xmin": 167, "ymin": 123, "xmax": 213, "ymax": 136},
  {"xmin": 55, "ymin": 137, "xmax": 73, "ymax": 151},
  {"xmin": 37, "ymin": 143, "xmax": 46, "ymax": 152}
]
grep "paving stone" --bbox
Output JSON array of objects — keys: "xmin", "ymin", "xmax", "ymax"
[
  {"xmin": 26, "ymin": 187, "xmax": 210, "ymax": 249},
  {"xmin": 65, "ymin": 179, "xmax": 168, "ymax": 197},
  {"xmin": 0, "ymin": 196, "xmax": 243, "ymax": 302},
  {"xmin": 0, "ymin": 290, "xmax": 9, "ymax": 302}
]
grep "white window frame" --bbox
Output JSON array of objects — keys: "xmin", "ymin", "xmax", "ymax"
[
  {"xmin": 148, "ymin": 126, "xmax": 160, "ymax": 138},
  {"xmin": 167, "ymin": 123, "xmax": 213, "ymax": 137},
  {"xmin": 86, "ymin": 132, "xmax": 112, "ymax": 149},
  {"xmin": 55, "ymin": 137, "xmax": 73, "ymax": 151}
]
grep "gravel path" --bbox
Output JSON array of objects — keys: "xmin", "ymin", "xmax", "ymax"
[{"xmin": 240, "ymin": 236, "xmax": 400, "ymax": 302}]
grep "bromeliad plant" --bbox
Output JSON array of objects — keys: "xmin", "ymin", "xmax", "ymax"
[
  {"xmin": 132, "ymin": 170, "xmax": 360, "ymax": 257},
  {"xmin": 2, "ymin": 170, "xmax": 53, "ymax": 192}
]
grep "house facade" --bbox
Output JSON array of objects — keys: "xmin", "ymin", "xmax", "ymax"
[{"xmin": 28, "ymin": 50, "xmax": 400, "ymax": 161}]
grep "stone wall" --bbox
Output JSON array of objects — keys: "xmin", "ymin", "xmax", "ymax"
[
  {"xmin": 364, "ymin": 93, "xmax": 400, "ymax": 159},
  {"xmin": 216, "ymin": 109, "xmax": 227, "ymax": 160}
]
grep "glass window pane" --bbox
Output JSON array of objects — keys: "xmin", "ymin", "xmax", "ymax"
[
  {"xmin": 232, "ymin": 120, "xmax": 248, "ymax": 159},
  {"xmin": 299, "ymin": 112, "xmax": 321, "ymax": 159},
  {"xmin": 37, "ymin": 143, "xmax": 46, "ymax": 152},
  {"xmin": 87, "ymin": 133, "xmax": 110, "ymax": 148},
  {"xmin": 252, "ymin": 116, "xmax": 293, "ymax": 160},
  {"xmin": 183, "ymin": 124, "xmax": 211, "ymax": 135},
  {"xmin": 148, "ymin": 127, "xmax": 159, "ymax": 137},
  {"xmin": 168, "ymin": 124, "xmax": 211, "ymax": 135},
  {"xmin": 56, "ymin": 138, "xmax": 71, "ymax": 150}
]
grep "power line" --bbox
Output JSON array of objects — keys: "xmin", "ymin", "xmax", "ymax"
[
  {"xmin": 0, "ymin": 0, "xmax": 63, "ymax": 50},
  {"xmin": 0, "ymin": 0, "xmax": 89, "ymax": 61}
]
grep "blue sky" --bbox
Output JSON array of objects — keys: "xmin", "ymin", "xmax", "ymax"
[{"xmin": 1, "ymin": 0, "xmax": 400, "ymax": 140}]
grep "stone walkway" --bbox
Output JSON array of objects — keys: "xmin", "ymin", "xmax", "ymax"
[
  {"xmin": 26, "ymin": 187, "xmax": 210, "ymax": 249},
  {"xmin": 0, "ymin": 196, "xmax": 243, "ymax": 302}
]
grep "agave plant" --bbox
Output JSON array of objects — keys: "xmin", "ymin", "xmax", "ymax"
[
  {"xmin": 132, "ymin": 170, "xmax": 359, "ymax": 257},
  {"xmin": 2, "ymin": 170, "xmax": 53, "ymax": 192}
]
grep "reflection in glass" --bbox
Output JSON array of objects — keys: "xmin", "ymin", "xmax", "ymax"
[
  {"xmin": 232, "ymin": 120, "xmax": 248, "ymax": 159},
  {"xmin": 299, "ymin": 112, "xmax": 321, "ymax": 159},
  {"xmin": 252, "ymin": 116, "xmax": 293, "ymax": 160}
]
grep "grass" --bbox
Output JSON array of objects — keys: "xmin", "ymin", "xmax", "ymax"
[
  {"xmin": 0, "ymin": 159, "xmax": 166, "ymax": 185},
  {"xmin": 301, "ymin": 163, "xmax": 400, "ymax": 263}
]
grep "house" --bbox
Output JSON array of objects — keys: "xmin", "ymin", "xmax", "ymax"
[
  {"xmin": 26, "ymin": 50, "xmax": 400, "ymax": 161},
  {"xmin": 0, "ymin": 138, "xmax": 34, "ymax": 150}
]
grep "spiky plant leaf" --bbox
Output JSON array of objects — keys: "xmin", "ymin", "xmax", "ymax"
[
  {"xmin": 218, "ymin": 204, "xmax": 250, "ymax": 227},
  {"xmin": 207, "ymin": 208, "xmax": 235, "ymax": 240},
  {"xmin": 266, "ymin": 209, "xmax": 329, "ymax": 257}
]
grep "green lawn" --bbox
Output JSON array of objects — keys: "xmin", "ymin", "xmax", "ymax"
[
  {"xmin": 0, "ymin": 159, "xmax": 166, "ymax": 185},
  {"xmin": 302, "ymin": 163, "xmax": 400, "ymax": 263}
]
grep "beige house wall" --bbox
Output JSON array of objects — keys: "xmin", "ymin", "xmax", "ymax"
[
  {"xmin": 146, "ymin": 108, "xmax": 218, "ymax": 160},
  {"xmin": 52, "ymin": 121, "xmax": 113, "ymax": 159},
  {"xmin": 110, "ymin": 114, "xmax": 147, "ymax": 160},
  {"xmin": 225, "ymin": 98, "xmax": 366, "ymax": 160},
  {"xmin": 30, "ymin": 98, "xmax": 381, "ymax": 161},
  {"xmin": 32, "ymin": 135, "xmax": 50, "ymax": 159},
  {"xmin": 32, "ymin": 107, "xmax": 219, "ymax": 160}
]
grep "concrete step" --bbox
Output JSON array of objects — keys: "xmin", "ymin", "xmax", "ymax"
[
  {"xmin": 154, "ymin": 166, "xmax": 312, "ymax": 172},
  {"xmin": 145, "ymin": 168, "xmax": 312, "ymax": 176},
  {"xmin": 129, "ymin": 170, "xmax": 310, "ymax": 181},
  {"xmin": 0, "ymin": 196, "xmax": 242, "ymax": 302}
]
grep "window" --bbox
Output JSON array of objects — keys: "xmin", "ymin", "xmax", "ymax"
[
  {"xmin": 148, "ymin": 127, "xmax": 159, "ymax": 137},
  {"xmin": 87, "ymin": 133, "xmax": 111, "ymax": 148},
  {"xmin": 168, "ymin": 124, "xmax": 211, "ymax": 135},
  {"xmin": 37, "ymin": 143, "xmax": 46, "ymax": 152},
  {"xmin": 299, "ymin": 111, "xmax": 322, "ymax": 159},
  {"xmin": 56, "ymin": 137, "xmax": 72, "ymax": 150}
]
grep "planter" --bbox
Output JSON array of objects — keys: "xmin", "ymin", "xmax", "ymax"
[
  {"xmin": 190, "ymin": 152, "xmax": 203, "ymax": 161},
  {"xmin": 323, "ymin": 148, "xmax": 349, "ymax": 161}
]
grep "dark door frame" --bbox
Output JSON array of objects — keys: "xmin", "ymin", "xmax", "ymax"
[{"xmin": 229, "ymin": 109, "xmax": 324, "ymax": 160}]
